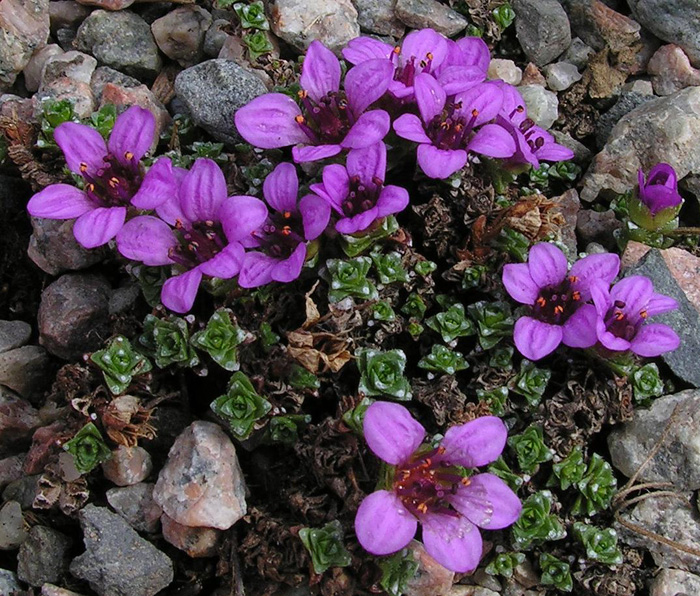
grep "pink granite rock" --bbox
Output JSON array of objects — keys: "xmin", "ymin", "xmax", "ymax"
[
  {"xmin": 151, "ymin": 6, "xmax": 212, "ymax": 67},
  {"xmin": 102, "ymin": 446, "xmax": 153, "ymax": 487},
  {"xmin": 0, "ymin": 0, "xmax": 50, "ymax": 90},
  {"xmin": 648, "ymin": 45, "xmax": 700, "ymax": 96},
  {"xmin": 161, "ymin": 513, "xmax": 221, "ymax": 558}
]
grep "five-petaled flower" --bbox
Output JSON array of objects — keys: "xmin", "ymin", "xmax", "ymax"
[
  {"xmin": 116, "ymin": 158, "xmax": 268, "ymax": 313},
  {"xmin": 502, "ymin": 243, "xmax": 620, "ymax": 361},
  {"xmin": 234, "ymin": 40, "xmax": 392, "ymax": 163},
  {"xmin": 355, "ymin": 401, "xmax": 521, "ymax": 573},
  {"xmin": 27, "ymin": 106, "xmax": 177, "ymax": 248},
  {"xmin": 590, "ymin": 276, "xmax": 680, "ymax": 357},
  {"xmin": 238, "ymin": 162, "xmax": 331, "ymax": 287}
]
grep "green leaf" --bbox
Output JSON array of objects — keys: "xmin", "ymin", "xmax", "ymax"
[
  {"xmin": 259, "ymin": 321, "xmax": 280, "ymax": 352},
  {"xmin": 418, "ymin": 344, "xmax": 468, "ymax": 375},
  {"xmin": 298, "ymin": 520, "xmax": 351, "ymax": 574},
  {"xmin": 37, "ymin": 98, "xmax": 78, "ymax": 149},
  {"xmin": 211, "ymin": 372, "xmax": 271, "ymax": 440},
  {"xmin": 488, "ymin": 456, "xmax": 523, "ymax": 491},
  {"xmin": 489, "ymin": 346, "xmax": 514, "ymax": 370},
  {"xmin": 539, "ymin": 553, "xmax": 573, "ymax": 592},
  {"xmin": 372, "ymin": 251, "xmax": 409, "ymax": 284},
  {"xmin": 485, "ymin": 552, "xmax": 525, "ymax": 578},
  {"xmin": 288, "ymin": 364, "xmax": 320, "ymax": 390},
  {"xmin": 267, "ymin": 414, "xmax": 310, "ymax": 445},
  {"xmin": 426, "ymin": 303, "xmax": 475, "ymax": 343},
  {"xmin": 371, "ymin": 300, "xmax": 397, "ymax": 322},
  {"xmin": 340, "ymin": 215, "xmax": 398, "ymax": 257},
  {"xmin": 468, "ymin": 300, "xmax": 514, "ymax": 350},
  {"xmin": 407, "ymin": 322, "xmax": 424, "ymax": 338},
  {"xmin": 133, "ymin": 265, "xmax": 169, "ymax": 308},
  {"xmin": 573, "ymin": 523, "xmax": 623, "ymax": 566},
  {"xmin": 63, "ymin": 422, "xmax": 112, "ymax": 474},
  {"xmin": 401, "ymin": 293, "xmax": 427, "ymax": 320},
  {"xmin": 493, "ymin": 227, "xmax": 530, "ymax": 262},
  {"xmin": 140, "ymin": 315, "xmax": 199, "ymax": 369},
  {"xmin": 510, "ymin": 359, "xmax": 551, "ymax": 407},
  {"xmin": 572, "ymin": 453, "xmax": 617, "ymax": 516},
  {"xmin": 508, "ymin": 425, "xmax": 553, "ymax": 474},
  {"xmin": 233, "ymin": 0, "xmax": 270, "ymax": 29},
  {"xmin": 326, "ymin": 257, "xmax": 378, "ymax": 303},
  {"xmin": 243, "ymin": 30, "xmax": 274, "ymax": 61},
  {"xmin": 91, "ymin": 336, "xmax": 152, "ymax": 395},
  {"xmin": 379, "ymin": 548, "xmax": 420, "ymax": 596},
  {"xmin": 461, "ymin": 265, "xmax": 488, "ymax": 290},
  {"xmin": 356, "ymin": 348, "xmax": 412, "ymax": 401},
  {"xmin": 477, "ymin": 386, "xmax": 509, "ymax": 417},
  {"xmin": 512, "ymin": 491, "xmax": 566, "ymax": 550},
  {"xmin": 492, "ymin": 3, "xmax": 516, "ymax": 29},
  {"xmin": 552, "ymin": 446, "xmax": 586, "ymax": 491},
  {"xmin": 342, "ymin": 397, "xmax": 374, "ymax": 435},
  {"xmin": 191, "ymin": 309, "xmax": 249, "ymax": 371},
  {"xmin": 89, "ymin": 103, "xmax": 117, "ymax": 139},
  {"xmin": 632, "ymin": 362, "xmax": 664, "ymax": 404},
  {"xmin": 414, "ymin": 260, "xmax": 437, "ymax": 277}
]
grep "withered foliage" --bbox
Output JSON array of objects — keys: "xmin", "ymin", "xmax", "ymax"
[{"xmin": 34, "ymin": 460, "xmax": 89, "ymax": 516}]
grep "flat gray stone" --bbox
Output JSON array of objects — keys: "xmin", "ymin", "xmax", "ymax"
[
  {"xmin": 650, "ymin": 569, "xmax": 700, "ymax": 596},
  {"xmin": 0, "ymin": 345, "xmax": 50, "ymax": 401},
  {"xmin": 352, "ymin": 0, "xmax": 404, "ymax": 37},
  {"xmin": 0, "ymin": 321, "xmax": 31, "ymax": 355},
  {"xmin": 395, "ymin": 0, "xmax": 467, "ymax": 37},
  {"xmin": 512, "ymin": 0, "xmax": 571, "ymax": 66},
  {"xmin": 17, "ymin": 526, "xmax": 71, "ymax": 587},
  {"xmin": 0, "ymin": 569, "xmax": 21, "ymax": 596}
]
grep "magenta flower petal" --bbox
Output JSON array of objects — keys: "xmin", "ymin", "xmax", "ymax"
[
  {"xmin": 299, "ymin": 194, "xmax": 331, "ymax": 240},
  {"xmin": 234, "ymin": 94, "xmax": 308, "ymax": 149},
  {"xmin": 314, "ymin": 164, "xmax": 350, "ymax": 212},
  {"xmin": 345, "ymin": 59, "xmax": 393, "ymax": 115},
  {"xmin": 393, "ymin": 114, "xmax": 431, "ymax": 144},
  {"xmin": 27, "ymin": 185, "xmax": 94, "ymax": 219},
  {"xmin": 363, "ymin": 401, "xmax": 425, "ymax": 465},
  {"xmin": 646, "ymin": 293, "xmax": 679, "ymax": 316},
  {"xmin": 467, "ymin": 123, "xmax": 516, "ymax": 158},
  {"xmin": 513, "ymin": 316, "xmax": 563, "ymax": 360},
  {"xmin": 414, "ymin": 73, "xmax": 446, "ymax": 123},
  {"xmin": 161, "ymin": 268, "xmax": 203, "ymax": 313},
  {"xmin": 536, "ymin": 141, "xmax": 575, "ymax": 162},
  {"xmin": 156, "ymin": 194, "xmax": 188, "ymax": 227},
  {"xmin": 402, "ymin": 28, "xmax": 448, "ymax": 70},
  {"xmin": 590, "ymin": 278, "xmax": 612, "ymax": 318},
  {"xmin": 342, "ymin": 37, "xmax": 393, "ymax": 64},
  {"xmin": 355, "ymin": 490, "xmax": 417, "ymax": 556},
  {"xmin": 116, "ymin": 215, "xmax": 176, "ymax": 266},
  {"xmin": 292, "ymin": 144, "xmax": 343, "ymax": 163},
  {"xmin": 610, "ymin": 276, "xmax": 653, "ymax": 312},
  {"xmin": 198, "ymin": 242, "xmax": 244, "ymax": 279},
  {"xmin": 569, "ymin": 253, "xmax": 620, "ymax": 301},
  {"xmin": 630, "ymin": 323, "xmax": 680, "ymax": 357},
  {"xmin": 263, "ymin": 162, "xmax": 298, "ymax": 213},
  {"xmin": 421, "ymin": 512, "xmax": 482, "ymax": 573},
  {"xmin": 437, "ymin": 65, "xmax": 484, "ymax": 95},
  {"xmin": 642, "ymin": 186, "xmax": 683, "ymax": 214},
  {"xmin": 456, "ymin": 36, "xmax": 490, "ymax": 72},
  {"xmin": 449, "ymin": 473, "xmax": 522, "ymax": 530},
  {"xmin": 130, "ymin": 157, "xmax": 178, "ymax": 209},
  {"xmin": 180, "ymin": 158, "xmax": 228, "ymax": 222},
  {"xmin": 218, "ymin": 195, "xmax": 269, "ymax": 243},
  {"xmin": 596, "ymin": 317, "xmax": 631, "ymax": 351},
  {"xmin": 440, "ymin": 416, "xmax": 507, "ymax": 468},
  {"xmin": 108, "ymin": 106, "xmax": 155, "ymax": 166},
  {"xmin": 341, "ymin": 110, "xmax": 390, "ymax": 149},
  {"xmin": 54, "ymin": 122, "xmax": 108, "ymax": 175},
  {"xmin": 301, "ymin": 40, "xmax": 341, "ymax": 101},
  {"xmin": 347, "ymin": 142, "xmax": 386, "ymax": 184},
  {"xmin": 502, "ymin": 263, "xmax": 539, "ymax": 305},
  {"xmin": 376, "ymin": 185, "xmax": 409, "ymax": 218},
  {"xmin": 457, "ymin": 83, "xmax": 503, "ymax": 126},
  {"xmin": 528, "ymin": 243, "xmax": 568, "ymax": 288},
  {"xmin": 416, "ymin": 145, "xmax": 467, "ymax": 179},
  {"xmin": 271, "ymin": 243, "xmax": 306, "ymax": 283},
  {"xmin": 336, "ymin": 209, "xmax": 379, "ymax": 234},
  {"xmin": 238, "ymin": 252, "xmax": 276, "ymax": 288},
  {"xmin": 73, "ymin": 206, "xmax": 126, "ymax": 248},
  {"xmin": 561, "ymin": 304, "xmax": 598, "ymax": 348}
]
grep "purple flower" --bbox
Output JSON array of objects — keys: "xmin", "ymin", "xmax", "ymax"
[
  {"xmin": 27, "ymin": 106, "xmax": 177, "ymax": 248},
  {"xmin": 238, "ymin": 162, "xmax": 331, "ymax": 288},
  {"xmin": 355, "ymin": 402, "xmax": 521, "ymax": 573},
  {"xmin": 310, "ymin": 142, "xmax": 409, "ymax": 234},
  {"xmin": 393, "ymin": 74, "xmax": 516, "ymax": 179},
  {"xmin": 499, "ymin": 116, "xmax": 574, "ymax": 169},
  {"xmin": 637, "ymin": 163, "xmax": 683, "ymax": 215},
  {"xmin": 590, "ymin": 276, "xmax": 680, "ymax": 357},
  {"xmin": 234, "ymin": 40, "xmax": 392, "ymax": 163},
  {"xmin": 502, "ymin": 243, "xmax": 620, "ymax": 361},
  {"xmin": 116, "ymin": 158, "xmax": 267, "ymax": 313}
]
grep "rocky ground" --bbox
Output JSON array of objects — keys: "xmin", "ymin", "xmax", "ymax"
[{"xmin": 2, "ymin": 0, "xmax": 700, "ymax": 596}]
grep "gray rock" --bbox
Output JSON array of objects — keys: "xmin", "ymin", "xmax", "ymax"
[
  {"xmin": 608, "ymin": 389, "xmax": 700, "ymax": 490},
  {"xmin": 403, "ymin": 540, "xmax": 454, "ymax": 596},
  {"xmin": 560, "ymin": 36, "xmax": 594, "ymax": 69},
  {"xmin": 35, "ymin": 76, "xmax": 95, "ymax": 119},
  {"xmin": 627, "ymin": 0, "xmax": 700, "ymax": 68},
  {"xmin": 42, "ymin": 583, "xmax": 87, "ymax": 596},
  {"xmin": 41, "ymin": 50, "xmax": 97, "ymax": 88},
  {"xmin": 0, "ymin": 387, "xmax": 41, "ymax": 444},
  {"xmin": 544, "ymin": 61, "xmax": 581, "ymax": 91},
  {"xmin": 617, "ymin": 494, "xmax": 700, "ymax": 572},
  {"xmin": 17, "ymin": 526, "xmax": 71, "ymax": 587},
  {"xmin": 353, "ymin": 0, "xmax": 405, "ymax": 37},
  {"xmin": 175, "ymin": 59, "xmax": 267, "ymax": 146},
  {"xmin": 395, "ymin": 0, "xmax": 467, "ymax": 37},
  {"xmin": 0, "ymin": 0, "xmax": 50, "ymax": 90},
  {"xmin": 269, "ymin": 0, "xmax": 360, "ymax": 54},
  {"xmin": 0, "ymin": 501, "xmax": 27, "ymax": 550},
  {"xmin": 0, "ymin": 346, "xmax": 50, "ymax": 401},
  {"xmin": 448, "ymin": 588, "xmax": 499, "ymax": 596},
  {"xmin": 550, "ymin": 129, "xmax": 592, "ymax": 163},
  {"xmin": 2, "ymin": 475, "xmax": 40, "ymax": 509},
  {"xmin": 0, "ymin": 321, "xmax": 31, "ymax": 355},
  {"xmin": 512, "ymin": 0, "xmax": 571, "ymax": 66},
  {"xmin": 581, "ymin": 87, "xmax": 700, "ymax": 202},
  {"xmin": 23, "ymin": 44, "xmax": 63, "ymax": 93},
  {"xmin": 627, "ymin": 249, "xmax": 700, "ymax": 387},
  {"xmin": 75, "ymin": 10, "xmax": 162, "ymax": 80},
  {"xmin": 151, "ymin": 6, "xmax": 212, "ymax": 67},
  {"xmin": 0, "ymin": 455, "xmax": 26, "ymax": 490},
  {"xmin": 28, "ymin": 217, "xmax": 107, "ymax": 276},
  {"xmin": 38, "ymin": 273, "xmax": 111, "ymax": 361},
  {"xmin": 90, "ymin": 66, "xmax": 141, "ymax": 104},
  {"xmin": 563, "ymin": 0, "xmax": 641, "ymax": 53},
  {"xmin": 550, "ymin": 188, "xmax": 580, "ymax": 257},
  {"xmin": 650, "ymin": 569, "xmax": 700, "ymax": 596},
  {"xmin": 623, "ymin": 78, "xmax": 654, "ymax": 96},
  {"xmin": 0, "ymin": 569, "xmax": 21, "ymax": 596},
  {"xmin": 49, "ymin": 1, "xmax": 91, "ymax": 34},
  {"xmin": 70, "ymin": 505, "xmax": 174, "ymax": 596},
  {"xmin": 203, "ymin": 19, "xmax": 230, "ymax": 57},
  {"xmin": 517, "ymin": 84, "xmax": 559, "ymax": 129},
  {"xmin": 576, "ymin": 209, "xmax": 621, "ymax": 250},
  {"xmin": 106, "ymin": 483, "xmax": 162, "ymax": 533},
  {"xmin": 594, "ymin": 91, "xmax": 654, "ymax": 149}
]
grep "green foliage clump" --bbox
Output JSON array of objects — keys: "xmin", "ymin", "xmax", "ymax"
[
  {"xmin": 379, "ymin": 548, "xmax": 420, "ymax": 596},
  {"xmin": 91, "ymin": 336, "xmax": 152, "ymax": 395},
  {"xmin": 298, "ymin": 520, "xmax": 352, "ymax": 574},
  {"xmin": 356, "ymin": 348, "xmax": 411, "ymax": 401},
  {"xmin": 418, "ymin": 344, "xmax": 469, "ymax": 375},
  {"xmin": 191, "ymin": 309, "xmax": 249, "ymax": 371},
  {"xmin": 632, "ymin": 362, "xmax": 664, "ymax": 404},
  {"xmin": 574, "ymin": 523, "xmax": 623, "ymax": 566},
  {"xmin": 372, "ymin": 251, "xmax": 409, "ymax": 284},
  {"xmin": 510, "ymin": 359, "xmax": 551, "ymax": 407},
  {"xmin": 63, "ymin": 423, "xmax": 112, "ymax": 474},
  {"xmin": 539, "ymin": 553, "xmax": 573, "ymax": 592},
  {"xmin": 512, "ymin": 491, "xmax": 566, "ymax": 550},
  {"xmin": 140, "ymin": 315, "xmax": 198, "ymax": 369},
  {"xmin": 211, "ymin": 372, "xmax": 271, "ymax": 439},
  {"xmin": 508, "ymin": 425, "xmax": 553, "ymax": 474},
  {"xmin": 485, "ymin": 552, "xmax": 525, "ymax": 578},
  {"xmin": 426, "ymin": 303, "xmax": 475, "ymax": 343},
  {"xmin": 326, "ymin": 257, "xmax": 378, "ymax": 303},
  {"xmin": 468, "ymin": 300, "xmax": 514, "ymax": 349}
]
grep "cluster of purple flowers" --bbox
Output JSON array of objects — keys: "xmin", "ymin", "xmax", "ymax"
[
  {"xmin": 355, "ymin": 401, "xmax": 521, "ymax": 573},
  {"xmin": 502, "ymin": 242, "xmax": 680, "ymax": 361},
  {"xmin": 235, "ymin": 29, "xmax": 573, "ymax": 180}
]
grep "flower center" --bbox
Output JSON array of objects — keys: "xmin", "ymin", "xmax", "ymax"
[
  {"xmin": 519, "ymin": 119, "xmax": 546, "ymax": 152},
  {"xmin": 425, "ymin": 100, "xmax": 477, "ymax": 151},
  {"xmin": 603, "ymin": 299, "xmax": 647, "ymax": 341},
  {"xmin": 342, "ymin": 175, "xmax": 383, "ymax": 218},
  {"xmin": 393, "ymin": 446, "xmax": 465, "ymax": 519},
  {"xmin": 253, "ymin": 210, "xmax": 305, "ymax": 259},
  {"xmin": 295, "ymin": 90, "xmax": 354, "ymax": 144},
  {"xmin": 168, "ymin": 219, "xmax": 226, "ymax": 269},
  {"xmin": 392, "ymin": 51, "xmax": 434, "ymax": 88},
  {"xmin": 532, "ymin": 276, "xmax": 582, "ymax": 325},
  {"xmin": 80, "ymin": 153, "xmax": 143, "ymax": 208}
]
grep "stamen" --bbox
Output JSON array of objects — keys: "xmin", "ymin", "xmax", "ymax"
[
  {"xmin": 554, "ymin": 305, "xmax": 564, "ymax": 315},
  {"xmin": 124, "ymin": 151, "xmax": 134, "ymax": 161},
  {"xmin": 80, "ymin": 162, "xmax": 88, "ymax": 173},
  {"xmin": 536, "ymin": 297, "xmax": 547, "ymax": 307},
  {"xmin": 640, "ymin": 309, "xmax": 648, "ymax": 319},
  {"xmin": 615, "ymin": 311, "xmax": 625, "ymax": 321},
  {"xmin": 572, "ymin": 291, "xmax": 581, "ymax": 301},
  {"xmin": 568, "ymin": 275, "xmax": 579, "ymax": 283},
  {"xmin": 295, "ymin": 115, "xmax": 305, "ymax": 124}
]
